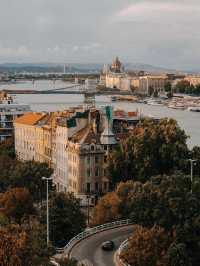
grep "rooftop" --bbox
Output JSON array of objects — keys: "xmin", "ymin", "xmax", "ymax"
[{"xmin": 14, "ymin": 112, "xmax": 46, "ymax": 125}]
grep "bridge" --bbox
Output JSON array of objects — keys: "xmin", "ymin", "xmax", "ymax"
[{"xmin": 4, "ymin": 83, "xmax": 87, "ymax": 95}]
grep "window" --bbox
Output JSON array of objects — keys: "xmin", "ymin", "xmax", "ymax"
[
  {"xmin": 91, "ymin": 145, "xmax": 95, "ymax": 151},
  {"xmin": 87, "ymin": 156, "xmax": 90, "ymax": 164},
  {"xmin": 95, "ymin": 182, "xmax": 99, "ymax": 192},
  {"xmin": 104, "ymin": 145, "xmax": 107, "ymax": 151},
  {"xmin": 87, "ymin": 169, "xmax": 90, "ymax": 177},
  {"xmin": 104, "ymin": 182, "xmax": 107, "ymax": 191},
  {"xmin": 95, "ymin": 156, "xmax": 99, "ymax": 164},
  {"xmin": 104, "ymin": 156, "xmax": 107, "ymax": 163},
  {"xmin": 86, "ymin": 183, "xmax": 90, "ymax": 193},
  {"xmin": 95, "ymin": 168, "xmax": 99, "ymax": 177}
]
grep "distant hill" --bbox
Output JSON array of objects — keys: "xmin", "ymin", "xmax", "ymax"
[
  {"xmin": 0, "ymin": 62, "xmax": 191, "ymax": 74},
  {"xmin": 124, "ymin": 63, "xmax": 179, "ymax": 74},
  {"xmin": 0, "ymin": 63, "xmax": 101, "ymax": 74}
]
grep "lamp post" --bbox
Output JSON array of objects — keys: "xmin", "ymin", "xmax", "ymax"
[
  {"xmin": 189, "ymin": 159, "xmax": 197, "ymax": 193},
  {"xmin": 42, "ymin": 176, "xmax": 53, "ymax": 246}
]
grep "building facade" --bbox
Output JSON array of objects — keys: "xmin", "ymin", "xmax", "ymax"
[
  {"xmin": 102, "ymin": 58, "xmax": 168, "ymax": 94},
  {"xmin": 184, "ymin": 76, "xmax": 200, "ymax": 87},
  {"xmin": 0, "ymin": 91, "xmax": 30, "ymax": 142},
  {"xmin": 14, "ymin": 105, "xmax": 148, "ymax": 204}
]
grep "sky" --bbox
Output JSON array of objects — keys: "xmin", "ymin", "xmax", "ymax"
[{"xmin": 0, "ymin": 0, "xmax": 200, "ymax": 70}]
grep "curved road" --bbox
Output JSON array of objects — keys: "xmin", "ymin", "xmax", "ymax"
[{"xmin": 70, "ymin": 225, "xmax": 134, "ymax": 266}]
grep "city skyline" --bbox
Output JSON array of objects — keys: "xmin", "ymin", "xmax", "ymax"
[{"xmin": 0, "ymin": 0, "xmax": 200, "ymax": 71}]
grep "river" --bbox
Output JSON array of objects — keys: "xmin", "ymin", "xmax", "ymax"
[{"xmin": 1, "ymin": 80, "xmax": 199, "ymax": 148}]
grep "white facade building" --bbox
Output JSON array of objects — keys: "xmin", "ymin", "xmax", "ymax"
[{"xmin": 0, "ymin": 91, "xmax": 30, "ymax": 142}]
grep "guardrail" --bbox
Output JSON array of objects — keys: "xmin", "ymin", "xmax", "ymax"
[
  {"xmin": 116, "ymin": 239, "xmax": 130, "ymax": 266},
  {"xmin": 56, "ymin": 219, "xmax": 133, "ymax": 255}
]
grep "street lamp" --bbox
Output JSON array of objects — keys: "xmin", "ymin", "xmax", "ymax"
[
  {"xmin": 42, "ymin": 176, "xmax": 53, "ymax": 246},
  {"xmin": 189, "ymin": 159, "xmax": 197, "ymax": 193}
]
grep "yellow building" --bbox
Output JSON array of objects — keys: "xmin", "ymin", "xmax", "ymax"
[
  {"xmin": 14, "ymin": 112, "xmax": 47, "ymax": 162},
  {"xmin": 132, "ymin": 75, "xmax": 168, "ymax": 95},
  {"xmin": 184, "ymin": 76, "xmax": 200, "ymax": 86}
]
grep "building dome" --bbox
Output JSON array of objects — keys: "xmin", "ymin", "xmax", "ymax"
[{"xmin": 111, "ymin": 57, "xmax": 122, "ymax": 73}]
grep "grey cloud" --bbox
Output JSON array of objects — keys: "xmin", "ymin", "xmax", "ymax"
[{"xmin": 0, "ymin": 0, "xmax": 199, "ymax": 70}]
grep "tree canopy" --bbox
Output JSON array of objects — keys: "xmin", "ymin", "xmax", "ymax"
[
  {"xmin": 121, "ymin": 225, "xmax": 173, "ymax": 266},
  {"xmin": 108, "ymin": 118, "xmax": 189, "ymax": 185},
  {"xmin": 0, "ymin": 187, "xmax": 35, "ymax": 224},
  {"xmin": 174, "ymin": 80, "xmax": 200, "ymax": 95},
  {"xmin": 42, "ymin": 192, "xmax": 86, "ymax": 247},
  {"xmin": 92, "ymin": 173, "xmax": 200, "ymax": 265},
  {"xmin": 0, "ymin": 221, "xmax": 53, "ymax": 266}
]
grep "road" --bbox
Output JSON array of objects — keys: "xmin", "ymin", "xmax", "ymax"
[{"xmin": 70, "ymin": 225, "xmax": 134, "ymax": 266}]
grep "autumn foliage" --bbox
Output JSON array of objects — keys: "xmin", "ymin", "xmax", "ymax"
[
  {"xmin": 121, "ymin": 225, "xmax": 173, "ymax": 266},
  {"xmin": 0, "ymin": 224, "xmax": 27, "ymax": 266},
  {"xmin": 0, "ymin": 187, "xmax": 35, "ymax": 223},
  {"xmin": 90, "ymin": 192, "xmax": 121, "ymax": 226}
]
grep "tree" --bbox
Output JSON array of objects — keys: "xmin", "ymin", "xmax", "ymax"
[
  {"xmin": 165, "ymin": 243, "xmax": 191, "ymax": 266},
  {"xmin": 125, "ymin": 173, "xmax": 200, "ymax": 230},
  {"xmin": 120, "ymin": 225, "xmax": 173, "ymax": 266},
  {"xmin": 0, "ymin": 224, "xmax": 27, "ymax": 266},
  {"xmin": 0, "ymin": 187, "xmax": 35, "ymax": 223},
  {"xmin": 174, "ymin": 80, "xmax": 191, "ymax": 93},
  {"xmin": 108, "ymin": 118, "xmax": 189, "ymax": 185},
  {"xmin": 0, "ymin": 155, "xmax": 17, "ymax": 192},
  {"xmin": 21, "ymin": 218, "xmax": 54, "ymax": 266},
  {"xmin": 0, "ymin": 221, "xmax": 53, "ymax": 266},
  {"xmin": 164, "ymin": 82, "xmax": 172, "ymax": 92},
  {"xmin": 93, "ymin": 172, "xmax": 200, "ymax": 264},
  {"xmin": 91, "ymin": 192, "xmax": 121, "ymax": 226},
  {"xmin": 0, "ymin": 137, "xmax": 15, "ymax": 158},
  {"xmin": 9, "ymin": 161, "xmax": 53, "ymax": 203},
  {"xmin": 42, "ymin": 192, "xmax": 86, "ymax": 247},
  {"xmin": 191, "ymin": 146, "xmax": 200, "ymax": 177}
]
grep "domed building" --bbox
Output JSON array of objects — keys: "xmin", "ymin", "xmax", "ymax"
[{"xmin": 110, "ymin": 57, "xmax": 123, "ymax": 73}]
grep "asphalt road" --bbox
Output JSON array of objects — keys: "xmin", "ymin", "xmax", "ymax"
[{"xmin": 70, "ymin": 225, "xmax": 134, "ymax": 266}]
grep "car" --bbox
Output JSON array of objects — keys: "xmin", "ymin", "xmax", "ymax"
[{"xmin": 101, "ymin": 240, "xmax": 115, "ymax": 251}]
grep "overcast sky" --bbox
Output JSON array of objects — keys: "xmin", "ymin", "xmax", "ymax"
[{"xmin": 0, "ymin": 0, "xmax": 199, "ymax": 70}]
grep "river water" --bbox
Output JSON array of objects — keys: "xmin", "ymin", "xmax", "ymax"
[{"xmin": 1, "ymin": 80, "xmax": 199, "ymax": 148}]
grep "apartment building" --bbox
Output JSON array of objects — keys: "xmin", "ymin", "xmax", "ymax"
[
  {"xmin": 14, "ymin": 105, "xmax": 148, "ymax": 204},
  {"xmin": 184, "ymin": 76, "xmax": 200, "ymax": 87},
  {"xmin": 0, "ymin": 91, "xmax": 30, "ymax": 142}
]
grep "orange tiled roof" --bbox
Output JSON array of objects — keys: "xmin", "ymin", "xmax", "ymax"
[{"xmin": 14, "ymin": 112, "xmax": 46, "ymax": 125}]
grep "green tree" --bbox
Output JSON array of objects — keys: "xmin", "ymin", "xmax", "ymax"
[
  {"xmin": 9, "ymin": 161, "xmax": 53, "ymax": 203},
  {"xmin": 0, "ymin": 155, "xmax": 17, "ymax": 192},
  {"xmin": 164, "ymin": 82, "xmax": 172, "ymax": 92},
  {"xmin": 0, "ymin": 137, "xmax": 15, "ymax": 158},
  {"xmin": 175, "ymin": 80, "xmax": 191, "ymax": 93},
  {"xmin": 108, "ymin": 118, "xmax": 189, "ymax": 185},
  {"xmin": 190, "ymin": 146, "xmax": 200, "ymax": 177},
  {"xmin": 42, "ymin": 192, "xmax": 86, "ymax": 247},
  {"xmin": 165, "ymin": 243, "xmax": 191, "ymax": 266}
]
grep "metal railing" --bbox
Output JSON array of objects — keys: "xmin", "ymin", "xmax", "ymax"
[
  {"xmin": 56, "ymin": 219, "xmax": 133, "ymax": 255},
  {"xmin": 115, "ymin": 239, "xmax": 130, "ymax": 266}
]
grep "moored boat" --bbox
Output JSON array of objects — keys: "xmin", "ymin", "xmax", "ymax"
[{"xmin": 188, "ymin": 107, "xmax": 200, "ymax": 112}]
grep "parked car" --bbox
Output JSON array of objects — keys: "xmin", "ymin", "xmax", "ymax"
[{"xmin": 101, "ymin": 241, "xmax": 115, "ymax": 251}]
